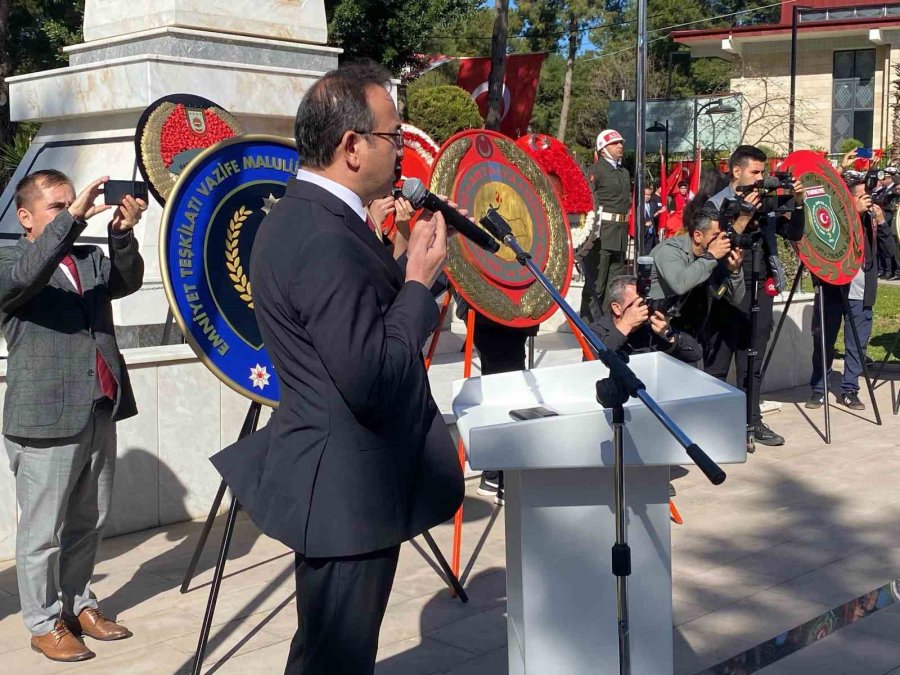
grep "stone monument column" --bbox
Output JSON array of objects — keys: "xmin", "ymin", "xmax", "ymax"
[{"xmin": 0, "ymin": 1, "xmax": 338, "ymax": 346}]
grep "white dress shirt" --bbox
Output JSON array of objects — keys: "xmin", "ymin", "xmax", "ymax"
[{"xmin": 297, "ymin": 169, "xmax": 367, "ymax": 224}]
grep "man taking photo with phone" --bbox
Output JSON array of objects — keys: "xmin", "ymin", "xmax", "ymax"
[{"xmin": 1, "ymin": 171, "xmax": 146, "ymax": 661}]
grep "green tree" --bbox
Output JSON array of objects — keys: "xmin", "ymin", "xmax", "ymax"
[
  {"xmin": 326, "ymin": 0, "xmax": 480, "ymax": 72},
  {"xmin": 518, "ymin": 0, "xmax": 604, "ymax": 141},
  {"xmin": 407, "ymin": 85, "xmax": 483, "ymax": 143},
  {"xmin": 422, "ymin": 6, "xmax": 526, "ymax": 57},
  {"xmin": 0, "ymin": 0, "xmax": 84, "ymax": 181}
]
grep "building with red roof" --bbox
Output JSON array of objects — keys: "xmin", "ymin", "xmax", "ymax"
[{"xmin": 673, "ymin": 1, "xmax": 900, "ymax": 154}]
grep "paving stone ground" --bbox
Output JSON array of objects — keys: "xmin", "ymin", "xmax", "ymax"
[{"xmin": 1, "ymin": 333, "xmax": 899, "ymax": 674}]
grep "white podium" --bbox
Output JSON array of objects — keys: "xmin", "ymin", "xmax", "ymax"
[{"xmin": 452, "ymin": 353, "xmax": 747, "ymax": 675}]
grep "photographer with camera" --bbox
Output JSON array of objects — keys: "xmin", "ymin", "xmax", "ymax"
[
  {"xmin": 589, "ymin": 274, "xmax": 702, "ymax": 363},
  {"xmin": 648, "ymin": 206, "xmax": 745, "ymax": 340},
  {"xmin": 807, "ymin": 179, "xmax": 878, "ymax": 410},
  {"xmin": 873, "ymin": 167, "xmax": 900, "ymax": 279},
  {"xmin": 704, "ymin": 145, "xmax": 806, "ymax": 448}
]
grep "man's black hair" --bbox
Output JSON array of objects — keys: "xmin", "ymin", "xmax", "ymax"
[
  {"xmin": 294, "ymin": 59, "xmax": 393, "ymax": 169},
  {"xmin": 728, "ymin": 145, "xmax": 767, "ymax": 171}
]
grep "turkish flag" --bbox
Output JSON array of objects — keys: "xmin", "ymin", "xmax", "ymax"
[
  {"xmin": 456, "ymin": 53, "xmax": 546, "ymax": 138},
  {"xmin": 689, "ymin": 145, "xmax": 702, "ymax": 196},
  {"xmin": 658, "ymin": 152, "xmax": 668, "ymax": 232}
]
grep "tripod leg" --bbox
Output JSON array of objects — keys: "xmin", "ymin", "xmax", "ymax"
[
  {"xmin": 161, "ymin": 309, "xmax": 175, "ymax": 345},
  {"xmin": 841, "ymin": 291, "xmax": 881, "ymax": 425},
  {"xmin": 191, "ymin": 497, "xmax": 241, "ymax": 675},
  {"xmin": 424, "ymin": 292, "xmax": 452, "ymax": 370},
  {"xmin": 420, "ymin": 531, "xmax": 468, "ymax": 603},
  {"xmin": 760, "ymin": 264, "xmax": 803, "ymax": 384},
  {"xmin": 181, "ymin": 401, "xmax": 262, "ymax": 593},
  {"xmin": 181, "ymin": 480, "xmax": 227, "ymax": 593},
  {"xmin": 872, "ymin": 328, "xmax": 900, "ymax": 386},
  {"xmin": 816, "ymin": 286, "xmax": 832, "ymax": 444},
  {"xmin": 894, "ymin": 381, "xmax": 900, "ymax": 415}
]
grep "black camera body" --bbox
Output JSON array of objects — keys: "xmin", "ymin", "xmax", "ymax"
[
  {"xmin": 734, "ymin": 171, "xmax": 797, "ymax": 215},
  {"xmin": 872, "ymin": 188, "xmax": 900, "ymax": 210},
  {"xmin": 864, "ymin": 169, "xmax": 884, "ymax": 194},
  {"xmin": 636, "ymin": 256, "xmax": 677, "ymax": 319},
  {"xmin": 718, "ymin": 197, "xmax": 763, "ymax": 249}
]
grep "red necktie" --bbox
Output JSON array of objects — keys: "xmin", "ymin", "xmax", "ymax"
[{"xmin": 60, "ymin": 255, "xmax": 118, "ymax": 402}]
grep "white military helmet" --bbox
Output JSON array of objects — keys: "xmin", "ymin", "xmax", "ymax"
[{"xmin": 596, "ymin": 129, "xmax": 625, "ymax": 152}]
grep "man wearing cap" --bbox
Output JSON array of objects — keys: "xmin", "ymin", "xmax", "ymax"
[{"xmin": 581, "ymin": 129, "xmax": 631, "ymax": 321}]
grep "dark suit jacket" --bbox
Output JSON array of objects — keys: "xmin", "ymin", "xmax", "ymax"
[
  {"xmin": 211, "ymin": 179, "xmax": 464, "ymax": 558},
  {"xmin": 0, "ymin": 211, "xmax": 142, "ymax": 439}
]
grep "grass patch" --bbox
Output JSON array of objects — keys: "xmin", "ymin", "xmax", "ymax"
[{"xmin": 799, "ymin": 277, "xmax": 900, "ymax": 363}]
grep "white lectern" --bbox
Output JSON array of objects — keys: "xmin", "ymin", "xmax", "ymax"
[{"xmin": 452, "ymin": 353, "xmax": 747, "ymax": 675}]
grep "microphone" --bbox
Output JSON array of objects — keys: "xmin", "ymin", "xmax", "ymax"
[{"xmin": 400, "ymin": 178, "xmax": 500, "ymax": 254}]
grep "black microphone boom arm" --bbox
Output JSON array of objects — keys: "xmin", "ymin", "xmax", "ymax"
[{"xmin": 479, "ymin": 208, "xmax": 726, "ymax": 486}]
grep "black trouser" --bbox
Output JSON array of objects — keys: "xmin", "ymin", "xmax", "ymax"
[
  {"xmin": 876, "ymin": 223, "xmax": 899, "ymax": 276},
  {"xmin": 810, "ymin": 284, "xmax": 873, "ymax": 395},
  {"xmin": 285, "ymin": 544, "xmax": 400, "ymax": 674},
  {"xmin": 473, "ymin": 319, "xmax": 529, "ymax": 375},
  {"xmin": 473, "ymin": 318, "xmax": 530, "ymax": 484},
  {"xmin": 579, "ymin": 246, "xmax": 626, "ymax": 322},
  {"xmin": 703, "ymin": 284, "xmax": 774, "ymax": 426}
]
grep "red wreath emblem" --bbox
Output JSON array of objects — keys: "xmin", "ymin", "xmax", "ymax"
[
  {"xmin": 515, "ymin": 133, "xmax": 594, "ymax": 214},
  {"xmin": 159, "ymin": 105, "xmax": 239, "ymax": 168}
]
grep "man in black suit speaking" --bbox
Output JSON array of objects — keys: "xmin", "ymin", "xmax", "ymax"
[{"xmin": 211, "ymin": 61, "xmax": 464, "ymax": 673}]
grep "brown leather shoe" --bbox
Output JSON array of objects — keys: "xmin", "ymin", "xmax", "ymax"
[
  {"xmin": 76, "ymin": 607, "xmax": 133, "ymax": 641},
  {"xmin": 31, "ymin": 620, "xmax": 95, "ymax": 662}
]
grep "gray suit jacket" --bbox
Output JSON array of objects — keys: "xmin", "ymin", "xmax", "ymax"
[{"xmin": 0, "ymin": 210, "xmax": 143, "ymax": 439}]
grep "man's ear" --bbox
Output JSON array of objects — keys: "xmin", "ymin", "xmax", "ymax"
[
  {"xmin": 610, "ymin": 301, "xmax": 622, "ymax": 318},
  {"xmin": 341, "ymin": 130, "xmax": 363, "ymax": 170},
  {"xmin": 17, "ymin": 207, "xmax": 32, "ymax": 234}
]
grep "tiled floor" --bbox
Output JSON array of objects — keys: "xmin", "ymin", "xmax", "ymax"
[{"xmin": 0, "ymin": 338, "xmax": 899, "ymax": 673}]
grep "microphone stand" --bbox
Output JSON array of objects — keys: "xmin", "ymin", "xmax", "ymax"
[{"xmin": 480, "ymin": 209, "xmax": 726, "ymax": 675}]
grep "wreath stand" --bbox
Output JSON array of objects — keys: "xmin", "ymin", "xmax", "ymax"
[
  {"xmin": 759, "ymin": 263, "xmax": 881, "ymax": 444},
  {"xmin": 872, "ymin": 329, "xmax": 900, "ymax": 416}
]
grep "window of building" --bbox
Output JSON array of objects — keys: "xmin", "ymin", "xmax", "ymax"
[{"xmin": 832, "ymin": 49, "xmax": 875, "ymax": 153}]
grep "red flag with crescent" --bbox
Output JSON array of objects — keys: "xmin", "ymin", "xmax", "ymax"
[{"xmin": 456, "ymin": 53, "xmax": 546, "ymax": 138}]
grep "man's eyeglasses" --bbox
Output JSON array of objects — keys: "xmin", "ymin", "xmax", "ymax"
[{"xmin": 355, "ymin": 130, "xmax": 404, "ymax": 148}]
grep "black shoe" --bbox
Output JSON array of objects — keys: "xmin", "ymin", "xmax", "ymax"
[
  {"xmin": 840, "ymin": 391, "xmax": 865, "ymax": 410},
  {"xmin": 477, "ymin": 473, "xmax": 499, "ymax": 497},
  {"xmin": 805, "ymin": 392, "xmax": 825, "ymax": 409},
  {"xmin": 753, "ymin": 422, "xmax": 784, "ymax": 446}
]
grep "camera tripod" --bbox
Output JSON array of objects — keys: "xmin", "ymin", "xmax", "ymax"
[
  {"xmin": 743, "ymin": 238, "xmax": 765, "ymax": 453},
  {"xmin": 760, "ymin": 263, "xmax": 882, "ymax": 443}
]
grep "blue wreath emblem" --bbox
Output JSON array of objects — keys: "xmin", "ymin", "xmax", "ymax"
[{"xmin": 161, "ymin": 136, "xmax": 299, "ymax": 406}]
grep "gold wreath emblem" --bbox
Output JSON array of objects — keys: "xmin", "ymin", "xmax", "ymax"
[{"xmin": 225, "ymin": 206, "xmax": 254, "ymax": 308}]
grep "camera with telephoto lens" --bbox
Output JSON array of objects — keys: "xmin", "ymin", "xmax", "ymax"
[
  {"xmin": 735, "ymin": 171, "xmax": 797, "ymax": 214},
  {"xmin": 636, "ymin": 256, "xmax": 677, "ymax": 323},
  {"xmin": 865, "ymin": 169, "xmax": 900, "ymax": 210},
  {"xmin": 873, "ymin": 187, "xmax": 900, "ymax": 210},
  {"xmin": 718, "ymin": 197, "xmax": 764, "ymax": 249},
  {"xmin": 864, "ymin": 169, "xmax": 884, "ymax": 193}
]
